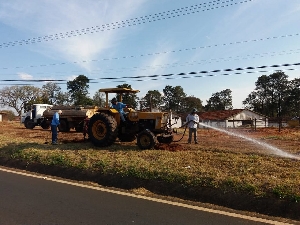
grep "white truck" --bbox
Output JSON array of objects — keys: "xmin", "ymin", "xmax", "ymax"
[{"xmin": 21, "ymin": 104, "xmax": 53, "ymax": 129}]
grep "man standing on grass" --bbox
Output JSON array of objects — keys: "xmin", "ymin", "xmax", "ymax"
[
  {"xmin": 186, "ymin": 108, "xmax": 199, "ymax": 144},
  {"xmin": 51, "ymin": 109, "xmax": 62, "ymax": 145}
]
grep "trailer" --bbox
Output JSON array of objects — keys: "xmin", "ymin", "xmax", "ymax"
[{"xmin": 42, "ymin": 106, "xmax": 98, "ymax": 132}]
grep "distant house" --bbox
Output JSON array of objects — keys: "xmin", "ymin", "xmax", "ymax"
[
  {"xmin": 0, "ymin": 112, "xmax": 8, "ymax": 122},
  {"xmin": 170, "ymin": 114, "xmax": 182, "ymax": 128},
  {"xmin": 197, "ymin": 109, "xmax": 268, "ymax": 129}
]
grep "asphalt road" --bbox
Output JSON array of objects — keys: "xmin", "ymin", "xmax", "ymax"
[{"xmin": 0, "ymin": 167, "xmax": 283, "ymax": 225}]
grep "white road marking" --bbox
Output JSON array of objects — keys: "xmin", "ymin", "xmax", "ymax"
[{"xmin": 0, "ymin": 167, "xmax": 291, "ymax": 225}]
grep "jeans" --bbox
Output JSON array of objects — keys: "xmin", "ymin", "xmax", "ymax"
[
  {"xmin": 51, "ymin": 125, "xmax": 58, "ymax": 143},
  {"xmin": 120, "ymin": 112, "xmax": 126, "ymax": 122},
  {"xmin": 188, "ymin": 128, "xmax": 197, "ymax": 143}
]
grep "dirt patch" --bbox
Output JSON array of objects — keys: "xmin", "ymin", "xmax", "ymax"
[
  {"xmin": 154, "ymin": 143, "xmax": 188, "ymax": 151},
  {"xmin": 61, "ymin": 137, "xmax": 88, "ymax": 144}
]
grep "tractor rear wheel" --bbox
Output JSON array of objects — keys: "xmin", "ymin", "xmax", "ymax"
[
  {"xmin": 88, "ymin": 113, "xmax": 118, "ymax": 147},
  {"xmin": 137, "ymin": 130, "xmax": 156, "ymax": 150}
]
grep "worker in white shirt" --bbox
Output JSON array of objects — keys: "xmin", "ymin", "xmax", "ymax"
[{"xmin": 185, "ymin": 108, "xmax": 199, "ymax": 144}]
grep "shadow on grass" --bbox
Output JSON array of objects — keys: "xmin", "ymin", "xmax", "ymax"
[
  {"xmin": 0, "ymin": 142, "xmax": 299, "ymax": 221},
  {"xmin": 1, "ymin": 138, "xmax": 141, "ymax": 152}
]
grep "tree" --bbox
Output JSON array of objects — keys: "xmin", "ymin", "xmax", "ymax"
[
  {"xmin": 182, "ymin": 96, "xmax": 203, "ymax": 113},
  {"xmin": 0, "ymin": 85, "xmax": 42, "ymax": 115},
  {"xmin": 205, "ymin": 89, "xmax": 233, "ymax": 111},
  {"xmin": 162, "ymin": 85, "xmax": 186, "ymax": 113},
  {"xmin": 243, "ymin": 91, "xmax": 261, "ymax": 112},
  {"xmin": 115, "ymin": 84, "xmax": 139, "ymax": 109},
  {"xmin": 67, "ymin": 75, "xmax": 93, "ymax": 105},
  {"xmin": 284, "ymin": 78, "xmax": 300, "ymax": 118},
  {"xmin": 140, "ymin": 90, "xmax": 163, "ymax": 111},
  {"xmin": 243, "ymin": 71, "xmax": 289, "ymax": 117},
  {"xmin": 55, "ymin": 91, "xmax": 72, "ymax": 106},
  {"xmin": 93, "ymin": 90, "xmax": 105, "ymax": 107},
  {"xmin": 269, "ymin": 71, "xmax": 289, "ymax": 118},
  {"xmin": 41, "ymin": 82, "xmax": 62, "ymax": 104}
]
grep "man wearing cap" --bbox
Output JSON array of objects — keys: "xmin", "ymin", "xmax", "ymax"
[
  {"xmin": 186, "ymin": 108, "xmax": 199, "ymax": 144},
  {"xmin": 111, "ymin": 98, "xmax": 128, "ymax": 122},
  {"xmin": 51, "ymin": 109, "xmax": 62, "ymax": 145}
]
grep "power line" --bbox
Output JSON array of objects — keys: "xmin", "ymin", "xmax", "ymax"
[
  {"xmin": 1, "ymin": 62, "xmax": 299, "ymax": 85},
  {"xmin": 2, "ymin": 47, "xmax": 299, "ymax": 77},
  {"xmin": 1, "ymin": 33, "xmax": 299, "ymax": 72},
  {"xmin": 0, "ymin": 0, "xmax": 253, "ymax": 49}
]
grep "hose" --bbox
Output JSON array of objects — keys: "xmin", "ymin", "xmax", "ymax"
[{"xmin": 172, "ymin": 120, "xmax": 192, "ymax": 143}]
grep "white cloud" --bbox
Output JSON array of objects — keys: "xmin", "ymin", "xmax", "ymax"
[
  {"xmin": 18, "ymin": 72, "xmax": 33, "ymax": 80},
  {"xmin": 0, "ymin": 0, "xmax": 148, "ymax": 71},
  {"xmin": 66, "ymin": 75, "xmax": 78, "ymax": 81}
]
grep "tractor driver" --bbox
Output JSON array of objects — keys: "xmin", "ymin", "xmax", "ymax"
[{"xmin": 111, "ymin": 98, "xmax": 128, "ymax": 122}]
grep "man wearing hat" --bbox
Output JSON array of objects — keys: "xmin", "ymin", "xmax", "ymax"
[
  {"xmin": 111, "ymin": 98, "xmax": 128, "ymax": 122},
  {"xmin": 51, "ymin": 109, "xmax": 62, "ymax": 145},
  {"xmin": 186, "ymin": 108, "xmax": 199, "ymax": 144}
]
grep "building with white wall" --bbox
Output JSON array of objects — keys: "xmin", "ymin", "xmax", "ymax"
[{"xmin": 197, "ymin": 109, "xmax": 268, "ymax": 129}]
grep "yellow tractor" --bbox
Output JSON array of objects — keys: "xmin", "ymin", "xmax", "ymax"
[{"xmin": 85, "ymin": 87, "xmax": 179, "ymax": 149}]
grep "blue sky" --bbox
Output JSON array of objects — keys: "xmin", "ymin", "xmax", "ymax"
[{"xmin": 0, "ymin": 0, "xmax": 299, "ymax": 108}]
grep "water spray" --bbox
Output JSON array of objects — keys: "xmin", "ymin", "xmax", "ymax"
[{"xmin": 200, "ymin": 122, "xmax": 300, "ymax": 160}]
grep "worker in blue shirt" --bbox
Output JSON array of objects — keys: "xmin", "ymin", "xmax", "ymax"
[
  {"xmin": 111, "ymin": 98, "xmax": 128, "ymax": 122},
  {"xmin": 51, "ymin": 110, "xmax": 62, "ymax": 144}
]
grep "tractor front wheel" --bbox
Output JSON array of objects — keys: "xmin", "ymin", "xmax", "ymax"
[
  {"xmin": 137, "ymin": 130, "xmax": 156, "ymax": 150},
  {"xmin": 24, "ymin": 118, "xmax": 35, "ymax": 129}
]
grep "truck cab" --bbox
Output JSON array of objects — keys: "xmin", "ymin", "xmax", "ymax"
[{"xmin": 22, "ymin": 104, "xmax": 53, "ymax": 129}]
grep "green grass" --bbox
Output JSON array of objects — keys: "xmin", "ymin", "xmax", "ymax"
[{"xmin": 1, "ymin": 122, "xmax": 300, "ymax": 204}]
